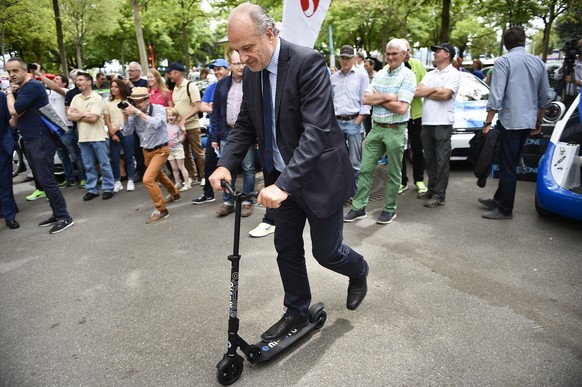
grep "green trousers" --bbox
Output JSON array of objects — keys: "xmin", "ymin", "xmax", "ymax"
[{"xmin": 351, "ymin": 122, "xmax": 407, "ymax": 213}]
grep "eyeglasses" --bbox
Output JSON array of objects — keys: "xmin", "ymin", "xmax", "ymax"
[
  {"xmin": 230, "ymin": 63, "xmax": 244, "ymax": 66},
  {"xmin": 128, "ymin": 69, "xmax": 139, "ymax": 72},
  {"xmin": 385, "ymin": 52, "xmax": 401, "ymax": 57}
]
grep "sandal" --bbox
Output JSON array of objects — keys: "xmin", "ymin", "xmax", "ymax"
[{"xmin": 424, "ymin": 198, "xmax": 445, "ymax": 208}]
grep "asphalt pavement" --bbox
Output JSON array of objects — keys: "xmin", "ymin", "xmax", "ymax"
[{"xmin": 1, "ymin": 163, "xmax": 581, "ymax": 386}]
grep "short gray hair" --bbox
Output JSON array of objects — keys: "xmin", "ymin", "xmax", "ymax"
[
  {"xmin": 128, "ymin": 61, "xmax": 142, "ymax": 73},
  {"xmin": 386, "ymin": 39, "xmax": 407, "ymax": 53},
  {"xmin": 229, "ymin": 3, "xmax": 279, "ymax": 36}
]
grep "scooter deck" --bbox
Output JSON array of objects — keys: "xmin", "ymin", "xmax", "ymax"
[{"xmin": 248, "ymin": 303, "xmax": 326, "ymax": 363}]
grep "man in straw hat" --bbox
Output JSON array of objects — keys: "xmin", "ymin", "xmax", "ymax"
[{"xmin": 120, "ymin": 87, "xmax": 181, "ymax": 223}]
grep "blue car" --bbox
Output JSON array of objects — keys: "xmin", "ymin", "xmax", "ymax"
[{"xmin": 535, "ymin": 94, "xmax": 582, "ymax": 221}]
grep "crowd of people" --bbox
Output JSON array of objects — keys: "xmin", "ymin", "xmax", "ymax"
[{"xmin": 0, "ymin": 3, "xmax": 559, "ymax": 345}]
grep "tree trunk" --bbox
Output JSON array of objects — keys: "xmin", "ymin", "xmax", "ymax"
[
  {"xmin": 182, "ymin": 21, "xmax": 190, "ymax": 69},
  {"xmin": 440, "ymin": 0, "xmax": 451, "ymax": 43},
  {"xmin": 52, "ymin": 0, "xmax": 68, "ymax": 76},
  {"xmin": 130, "ymin": 0, "xmax": 149, "ymax": 72},
  {"xmin": 1, "ymin": 20, "xmax": 5, "ymax": 69},
  {"xmin": 76, "ymin": 39, "xmax": 82, "ymax": 69}
]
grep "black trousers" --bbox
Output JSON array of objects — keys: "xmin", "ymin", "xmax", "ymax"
[
  {"xmin": 0, "ymin": 147, "xmax": 17, "ymax": 221},
  {"xmin": 401, "ymin": 117, "xmax": 425, "ymax": 185},
  {"xmin": 24, "ymin": 135, "xmax": 70, "ymax": 220},
  {"xmin": 272, "ymin": 196, "xmax": 365, "ymax": 317},
  {"xmin": 203, "ymin": 135, "xmax": 218, "ymax": 198}
]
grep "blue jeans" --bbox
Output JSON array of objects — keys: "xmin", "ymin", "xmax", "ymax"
[
  {"xmin": 79, "ymin": 141, "xmax": 115, "ymax": 194},
  {"xmin": 493, "ymin": 122, "xmax": 530, "ymax": 215},
  {"xmin": 59, "ymin": 128, "xmax": 86, "ymax": 182},
  {"xmin": 222, "ymin": 141, "xmax": 255, "ymax": 205},
  {"xmin": 109, "ymin": 132, "xmax": 135, "ymax": 181},
  {"xmin": 337, "ymin": 119, "xmax": 363, "ymax": 190}
]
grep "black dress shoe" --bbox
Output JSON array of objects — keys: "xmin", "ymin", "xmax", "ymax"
[
  {"xmin": 102, "ymin": 192, "xmax": 114, "ymax": 200},
  {"xmin": 83, "ymin": 192, "xmax": 99, "ymax": 201},
  {"xmin": 5, "ymin": 219, "xmax": 20, "ymax": 229},
  {"xmin": 261, "ymin": 311, "xmax": 309, "ymax": 342},
  {"xmin": 347, "ymin": 260, "xmax": 369, "ymax": 310}
]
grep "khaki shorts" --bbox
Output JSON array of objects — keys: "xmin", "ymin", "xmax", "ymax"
[{"xmin": 168, "ymin": 145, "xmax": 185, "ymax": 161}]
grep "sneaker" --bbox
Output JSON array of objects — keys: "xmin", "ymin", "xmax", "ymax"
[
  {"xmin": 83, "ymin": 192, "xmax": 99, "ymax": 201},
  {"xmin": 113, "ymin": 181, "xmax": 123, "ymax": 193},
  {"xmin": 165, "ymin": 193, "xmax": 181, "ymax": 203},
  {"xmin": 49, "ymin": 217, "xmax": 74, "ymax": 234},
  {"xmin": 39, "ymin": 215, "xmax": 58, "ymax": 227},
  {"xmin": 200, "ymin": 177, "xmax": 205, "ymax": 187},
  {"xmin": 216, "ymin": 204, "xmax": 235, "ymax": 216},
  {"xmin": 146, "ymin": 209, "xmax": 169, "ymax": 224},
  {"xmin": 126, "ymin": 180, "xmax": 135, "ymax": 192},
  {"xmin": 398, "ymin": 184, "xmax": 408, "ymax": 194},
  {"xmin": 175, "ymin": 182, "xmax": 184, "ymax": 190},
  {"xmin": 26, "ymin": 189, "xmax": 46, "ymax": 201},
  {"xmin": 344, "ymin": 209, "xmax": 367, "ymax": 222},
  {"xmin": 417, "ymin": 191, "xmax": 431, "ymax": 199},
  {"xmin": 59, "ymin": 180, "xmax": 77, "ymax": 188},
  {"xmin": 79, "ymin": 180, "xmax": 86, "ymax": 189},
  {"xmin": 249, "ymin": 222, "xmax": 275, "ymax": 237},
  {"xmin": 102, "ymin": 192, "xmax": 114, "ymax": 200},
  {"xmin": 482, "ymin": 208, "xmax": 512, "ymax": 220},
  {"xmin": 241, "ymin": 204, "xmax": 253, "ymax": 217},
  {"xmin": 415, "ymin": 181, "xmax": 428, "ymax": 194},
  {"xmin": 192, "ymin": 194, "xmax": 215, "ymax": 205},
  {"xmin": 179, "ymin": 184, "xmax": 192, "ymax": 192},
  {"xmin": 478, "ymin": 198, "xmax": 498, "ymax": 210},
  {"xmin": 376, "ymin": 211, "xmax": 397, "ymax": 225}
]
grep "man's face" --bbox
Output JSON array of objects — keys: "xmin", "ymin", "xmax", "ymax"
[
  {"xmin": 433, "ymin": 49, "xmax": 450, "ymax": 66},
  {"xmin": 168, "ymin": 70, "xmax": 183, "ymax": 83},
  {"xmin": 6, "ymin": 61, "xmax": 27, "ymax": 86},
  {"xmin": 386, "ymin": 48, "xmax": 405, "ymax": 70},
  {"xmin": 128, "ymin": 66, "xmax": 141, "ymax": 81},
  {"xmin": 227, "ymin": 14, "xmax": 276, "ymax": 72},
  {"xmin": 133, "ymin": 98, "xmax": 149, "ymax": 112},
  {"xmin": 96, "ymin": 75, "xmax": 105, "ymax": 85},
  {"xmin": 229, "ymin": 52, "xmax": 245, "ymax": 79},
  {"xmin": 339, "ymin": 56, "xmax": 354, "ymax": 73},
  {"xmin": 54, "ymin": 76, "xmax": 65, "ymax": 88},
  {"xmin": 213, "ymin": 66, "xmax": 229, "ymax": 81},
  {"xmin": 77, "ymin": 76, "xmax": 93, "ymax": 92},
  {"xmin": 364, "ymin": 61, "xmax": 374, "ymax": 74}
]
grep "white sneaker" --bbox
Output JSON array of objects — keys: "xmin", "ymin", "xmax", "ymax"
[
  {"xmin": 179, "ymin": 184, "xmax": 192, "ymax": 192},
  {"xmin": 127, "ymin": 180, "xmax": 135, "ymax": 191},
  {"xmin": 113, "ymin": 181, "xmax": 123, "ymax": 193},
  {"xmin": 200, "ymin": 178, "xmax": 205, "ymax": 187},
  {"xmin": 249, "ymin": 222, "xmax": 276, "ymax": 238}
]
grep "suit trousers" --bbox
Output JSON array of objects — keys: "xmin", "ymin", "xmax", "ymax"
[
  {"xmin": 142, "ymin": 145, "xmax": 178, "ymax": 211},
  {"xmin": 273, "ymin": 196, "xmax": 365, "ymax": 317},
  {"xmin": 493, "ymin": 122, "xmax": 530, "ymax": 215},
  {"xmin": 24, "ymin": 135, "xmax": 70, "ymax": 220},
  {"xmin": 401, "ymin": 117, "xmax": 425, "ymax": 185},
  {"xmin": 183, "ymin": 127, "xmax": 205, "ymax": 181},
  {"xmin": 421, "ymin": 125, "xmax": 452, "ymax": 201}
]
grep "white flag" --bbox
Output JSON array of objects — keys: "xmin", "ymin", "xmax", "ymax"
[{"xmin": 281, "ymin": 0, "xmax": 331, "ymax": 49}]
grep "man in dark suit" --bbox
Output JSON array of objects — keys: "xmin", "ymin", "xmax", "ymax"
[
  {"xmin": 0, "ymin": 92, "xmax": 19, "ymax": 229},
  {"xmin": 209, "ymin": 3, "xmax": 369, "ymax": 342}
]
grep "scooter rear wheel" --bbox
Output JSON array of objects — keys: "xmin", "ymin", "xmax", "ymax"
[{"xmin": 216, "ymin": 354, "xmax": 244, "ymax": 385}]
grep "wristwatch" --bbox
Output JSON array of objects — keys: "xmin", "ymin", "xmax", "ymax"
[{"xmin": 483, "ymin": 121, "xmax": 492, "ymax": 127}]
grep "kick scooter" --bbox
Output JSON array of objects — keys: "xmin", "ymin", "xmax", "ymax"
[{"xmin": 216, "ymin": 181, "xmax": 327, "ymax": 386}]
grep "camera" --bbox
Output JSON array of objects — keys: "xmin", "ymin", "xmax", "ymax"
[
  {"xmin": 27, "ymin": 63, "xmax": 40, "ymax": 72},
  {"xmin": 117, "ymin": 100, "xmax": 135, "ymax": 109},
  {"xmin": 562, "ymin": 39, "xmax": 581, "ymax": 60}
]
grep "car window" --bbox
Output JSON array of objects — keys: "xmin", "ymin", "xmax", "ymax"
[
  {"xmin": 560, "ymin": 103, "xmax": 582, "ymax": 145},
  {"xmin": 456, "ymin": 74, "xmax": 490, "ymax": 102}
]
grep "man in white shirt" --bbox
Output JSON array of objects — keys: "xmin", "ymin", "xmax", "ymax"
[{"xmin": 415, "ymin": 43, "xmax": 461, "ymax": 208}]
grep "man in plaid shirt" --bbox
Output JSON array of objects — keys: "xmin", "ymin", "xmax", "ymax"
[{"xmin": 344, "ymin": 38, "xmax": 416, "ymax": 225}]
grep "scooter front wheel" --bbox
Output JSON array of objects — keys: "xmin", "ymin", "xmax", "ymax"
[{"xmin": 216, "ymin": 354, "xmax": 244, "ymax": 385}]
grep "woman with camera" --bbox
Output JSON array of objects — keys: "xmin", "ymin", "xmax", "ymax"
[
  {"xmin": 104, "ymin": 78, "xmax": 136, "ymax": 192},
  {"xmin": 147, "ymin": 69, "xmax": 173, "ymax": 108}
]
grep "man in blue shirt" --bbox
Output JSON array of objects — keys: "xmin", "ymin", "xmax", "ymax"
[
  {"xmin": 480, "ymin": 26, "xmax": 552, "ymax": 219},
  {"xmin": 6, "ymin": 57, "xmax": 74, "ymax": 234},
  {"xmin": 192, "ymin": 58, "xmax": 230, "ymax": 205}
]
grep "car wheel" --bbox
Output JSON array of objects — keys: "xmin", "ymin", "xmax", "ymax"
[
  {"xmin": 535, "ymin": 192, "xmax": 552, "ymax": 217},
  {"xmin": 12, "ymin": 146, "xmax": 24, "ymax": 177}
]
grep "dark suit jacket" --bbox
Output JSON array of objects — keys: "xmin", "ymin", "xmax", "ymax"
[
  {"xmin": 210, "ymin": 74, "xmax": 233, "ymax": 143},
  {"xmin": 218, "ymin": 38, "xmax": 354, "ymax": 218},
  {"xmin": 0, "ymin": 92, "xmax": 16, "ymax": 156}
]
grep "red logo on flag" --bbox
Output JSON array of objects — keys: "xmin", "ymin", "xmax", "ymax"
[{"xmin": 301, "ymin": 0, "xmax": 319, "ymax": 17}]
